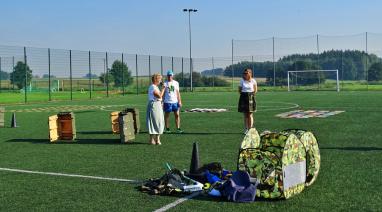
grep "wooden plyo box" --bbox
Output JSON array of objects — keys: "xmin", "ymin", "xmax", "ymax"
[
  {"xmin": 118, "ymin": 112, "xmax": 135, "ymax": 143},
  {"xmin": 49, "ymin": 112, "xmax": 76, "ymax": 142},
  {"xmin": 110, "ymin": 111, "xmax": 120, "ymax": 133},
  {"xmin": 0, "ymin": 107, "xmax": 4, "ymax": 128},
  {"xmin": 122, "ymin": 108, "xmax": 140, "ymax": 134}
]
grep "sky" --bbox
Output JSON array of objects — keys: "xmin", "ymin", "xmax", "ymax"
[{"xmin": 1, "ymin": 0, "xmax": 382, "ymax": 58}]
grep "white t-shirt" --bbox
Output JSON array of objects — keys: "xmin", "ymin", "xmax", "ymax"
[
  {"xmin": 239, "ymin": 78, "xmax": 257, "ymax": 92},
  {"xmin": 164, "ymin": 80, "xmax": 180, "ymax": 103},
  {"xmin": 148, "ymin": 84, "xmax": 160, "ymax": 101}
]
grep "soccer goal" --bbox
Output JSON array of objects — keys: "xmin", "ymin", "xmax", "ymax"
[{"xmin": 287, "ymin": 70, "xmax": 340, "ymax": 92}]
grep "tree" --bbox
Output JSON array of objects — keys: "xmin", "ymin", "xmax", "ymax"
[
  {"xmin": 0, "ymin": 70, "xmax": 9, "ymax": 80},
  {"xmin": 109, "ymin": 60, "xmax": 133, "ymax": 87},
  {"xmin": 99, "ymin": 72, "xmax": 114, "ymax": 85},
  {"xmin": 9, "ymin": 61, "xmax": 33, "ymax": 89},
  {"xmin": 288, "ymin": 60, "xmax": 324, "ymax": 85},
  {"xmin": 368, "ymin": 62, "xmax": 382, "ymax": 81}
]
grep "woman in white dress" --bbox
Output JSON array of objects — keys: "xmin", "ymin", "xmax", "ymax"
[{"xmin": 146, "ymin": 73, "xmax": 166, "ymax": 145}]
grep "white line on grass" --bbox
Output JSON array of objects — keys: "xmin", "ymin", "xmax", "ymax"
[
  {"xmin": 1, "ymin": 167, "xmax": 200, "ymax": 212},
  {"xmin": 0, "ymin": 167, "xmax": 139, "ymax": 183},
  {"xmin": 153, "ymin": 191, "xmax": 201, "ymax": 212}
]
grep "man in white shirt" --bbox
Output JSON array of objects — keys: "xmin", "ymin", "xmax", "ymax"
[{"xmin": 163, "ymin": 70, "xmax": 183, "ymax": 133}]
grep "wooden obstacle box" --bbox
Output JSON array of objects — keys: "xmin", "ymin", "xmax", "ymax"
[
  {"xmin": 110, "ymin": 111, "xmax": 120, "ymax": 134},
  {"xmin": 122, "ymin": 108, "xmax": 140, "ymax": 134},
  {"xmin": 49, "ymin": 112, "xmax": 76, "ymax": 142},
  {"xmin": 0, "ymin": 107, "xmax": 4, "ymax": 128},
  {"xmin": 110, "ymin": 108, "xmax": 140, "ymax": 134},
  {"xmin": 118, "ymin": 111, "xmax": 135, "ymax": 143}
]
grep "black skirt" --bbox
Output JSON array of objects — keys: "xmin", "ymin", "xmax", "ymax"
[{"xmin": 238, "ymin": 92, "xmax": 256, "ymax": 113}]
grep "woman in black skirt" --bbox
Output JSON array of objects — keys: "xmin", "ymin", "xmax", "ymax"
[{"xmin": 238, "ymin": 68, "xmax": 258, "ymax": 134}]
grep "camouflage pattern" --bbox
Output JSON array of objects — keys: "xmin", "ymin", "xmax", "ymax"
[
  {"xmin": 282, "ymin": 129, "xmax": 320, "ymax": 187},
  {"xmin": 238, "ymin": 148, "xmax": 283, "ymax": 199},
  {"xmin": 238, "ymin": 130, "xmax": 311, "ymax": 199},
  {"xmin": 240, "ymin": 128, "xmax": 260, "ymax": 149},
  {"xmin": 280, "ymin": 132, "xmax": 306, "ymax": 199}
]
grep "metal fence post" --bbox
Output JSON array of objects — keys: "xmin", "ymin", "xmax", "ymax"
[
  {"xmin": 148, "ymin": 55, "xmax": 151, "ymax": 86},
  {"xmin": 171, "ymin": 56, "xmax": 174, "ymax": 71},
  {"xmin": 231, "ymin": 39, "xmax": 234, "ymax": 91},
  {"xmin": 48, "ymin": 48, "xmax": 51, "ymax": 101},
  {"xmin": 121, "ymin": 53, "xmax": 125, "ymax": 96},
  {"xmin": 69, "ymin": 50, "xmax": 73, "ymax": 100},
  {"xmin": 24, "ymin": 47, "xmax": 27, "ymax": 103},
  {"xmin": 211, "ymin": 57, "xmax": 215, "ymax": 87},
  {"xmin": 106, "ymin": 52, "xmax": 109, "ymax": 97},
  {"xmin": 366, "ymin": 32, "xmax": 368, "ymax": 90},
  {"xmin": 316, "ymin": 34, "xmax": 320, "ymax": 90},
  {"xmin": 273, "ymin": 37, "xmax": 276, "ymax": 87},
  {"xmin": 88, "ymin": 51, "xmax": 92, "ymax": 99},
  {"xmin": 0, "ymin": 57, "xmax": 2, "ymax": 93},
  {"xmin": 181, "ymin": 57, "xmax": 184, "ymax": 89},
  {"xmin": 160, "ymin": 56, "xmax": 163, "ymax": 76},
  {"xmin": 136, "ymin": 54, "xmax": 138, "ymax": 95},
  {"xmin": 12, "ymin": 56, "xmax": 15, "ymax": 90}
]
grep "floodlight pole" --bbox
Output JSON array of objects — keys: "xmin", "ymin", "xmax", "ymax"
[{"xmin": 183, "ymin": 8, "xmax": 197, "ymax": 92}]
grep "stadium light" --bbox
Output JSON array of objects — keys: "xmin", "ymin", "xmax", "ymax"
[{"xmin": 183, "ymin": 8, "xmax": 197, "ymax": 91}]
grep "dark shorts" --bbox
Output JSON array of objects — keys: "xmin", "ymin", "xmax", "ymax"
[
  {"xmin": 238, "ymin": 92, "xmax": 256, "ymax": 113},
  {"xmin": 164, "ymin": 103, "xmax": 180, "ymax": 113}
]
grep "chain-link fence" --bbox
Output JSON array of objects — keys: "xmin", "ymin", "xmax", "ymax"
[{"xmin": 1, "ymin": 32, "xmax": 382, "ymax": 103}]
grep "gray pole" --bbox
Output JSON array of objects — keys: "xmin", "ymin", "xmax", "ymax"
[
  {"xmin": 273, "ymin": 37, "xmax": 275, "ymax": 87},
  {"xmin": 181, "ymin": 57, "xmax": 184, "ymax": 89},
  {"xmin": 24, "ymin": 47, "xmax": 27, "ymax": 103},
  {"xmin": 12, "ymin": 56, "xmax": 15, "ymax": 90},
  {"xmin": 188, "ymin": 11, "xmax": 193, "ymax": 92},
  {"xmin": 48, "ymin": 48, "xmax": 51, "ymax": 101},
  {"xmin": 148, "ymin": 55, "xmax": 151, "ymax": 87},
  {"xmin": 212, "ymin": 57, "xmax": 215, "ymax": 88},
  {"xmin": 136, "ymin": 54, "xmax": 138, "ymax": 95},
  {"xmin": 316, "ymin": 34, "xmax": 320, "ymax": 90},
  {"xmin": 69, "ymin": 50, "xmax": 73, "ymax": 100},
  {"xmin": 121, "ymin": 53, "xmax": 125, "ymax": 96},
  {"xmin": 251, "ymin": 55, "xmax": 254, "ymax": 78},
  {"xmin": 106, "ymin": 52, "xmax": 109, "ymax": 97},
  {"xmin": 171, "ymin": 56, "xmax": 174, "ymax": 71},
  {"xmin": 0, "ymin": 57, "xmax": 2, "ymax": 93},
  {"xmin": 366, "ymin": 32, "xmax": 368, "ymax": 90},
  {"xmin": 231, "ymin": 39, "xmax": 234, "ymax": 91},
  {"xmin": 341, "ymin": 50, "xmax": 344, "ymax": 89},
  {"xmin": 160, "ymin": 56, "xmax": 163, "ymax": 76},
  {"xmin": 88, "ymin": 51, "xmax": 92, "ymax": 99}
]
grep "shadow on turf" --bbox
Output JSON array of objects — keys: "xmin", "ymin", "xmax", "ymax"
[
  {"xmin": 320, "ymin": 146, "xmax": 382, "ymax": 151},
  {"xmin": 176, "ymin": 132, "xmax": 242, "ymax": 135},
  {"xmin": 77, "ymin": 131, "xmax": 115, "ymax": 135},
  {"xmin": 7, "ymin": 138, "xmax": 148, "ymax": 145}
]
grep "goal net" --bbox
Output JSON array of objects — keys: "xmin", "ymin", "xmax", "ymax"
[{"xmin": 287, "ymin": 70, "xmax": 340, "ymax": 92}]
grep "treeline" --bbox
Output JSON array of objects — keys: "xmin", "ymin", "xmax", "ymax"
[
  {"xmin": 174, "ymin": 72, "xmax": 229, "ymax": 87},
  {"xmin": 223, "ymin": 50, "xmax": 382, "ymax": 84}
]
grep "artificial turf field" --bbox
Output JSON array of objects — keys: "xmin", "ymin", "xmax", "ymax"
[{"xmin": 0, "ymin": 91, "xmax": 381, "ymax": 211}]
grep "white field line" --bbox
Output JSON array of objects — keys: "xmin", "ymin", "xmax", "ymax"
[
  {"xmin": 0, "ymin": 167, "xmax": 139, "ymax": 183},
  {"xmin": 1, "ymin": 167, "xmax": 200, "ymax": 212},
  {"xmin": 153, "ymin": 191, "xmax": 201, "ymax": 212}
]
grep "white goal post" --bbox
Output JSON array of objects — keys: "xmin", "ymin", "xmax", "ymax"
[{"xmin": 287, "ymin": 70, "xmax": 340, "ymax": 92}]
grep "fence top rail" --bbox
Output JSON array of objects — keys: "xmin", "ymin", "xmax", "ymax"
[{"xmin": 287, "ymin": 70, "xmax": 339, "ymax": 73}]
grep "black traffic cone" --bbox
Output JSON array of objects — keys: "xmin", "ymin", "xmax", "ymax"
[
  {"xmin": 11, "ymin": 112, "xmax": 17, "ymax": 128},
  {"xmin": 189, "ymin": 142, "xmax": 200, "ymax": 174}
]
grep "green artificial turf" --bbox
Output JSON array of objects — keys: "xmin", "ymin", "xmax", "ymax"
[{"xmin": 0, "ymin": 91, "xmax": 381, "ymax": 211}]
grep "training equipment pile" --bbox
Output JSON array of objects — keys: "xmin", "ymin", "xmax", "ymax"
[{"xmin": 238, "ymin": 128, "xmax": 320, "ymax": 199}]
